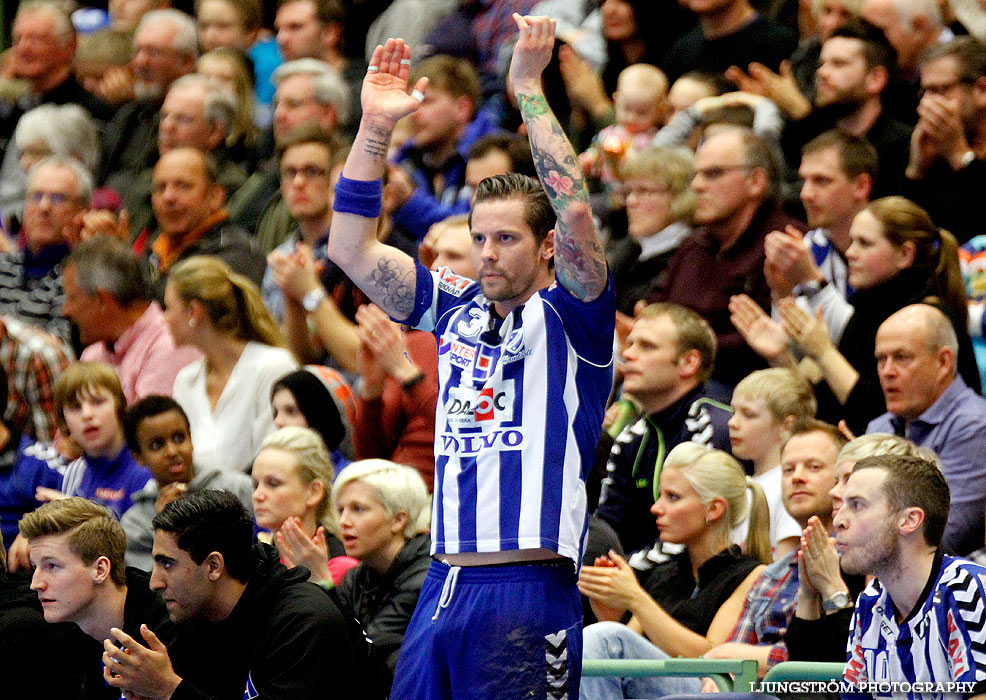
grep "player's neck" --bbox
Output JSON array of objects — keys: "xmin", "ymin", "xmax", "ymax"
[
  {"xmin": 79, "ymin": 583, "xmax": 128, "ymax": 642},
  {"xmin": 878, "ymin": 544, "xmax": 937, "ymax": 622}
]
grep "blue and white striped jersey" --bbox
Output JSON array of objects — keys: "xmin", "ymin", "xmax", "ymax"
[
  {"xmin": 843, "ymin": 552, "xmax": 986, "ymax": 699},
  {"xmin": 405, "ymin": 264, "xmax": 615, "ymax": 564}
]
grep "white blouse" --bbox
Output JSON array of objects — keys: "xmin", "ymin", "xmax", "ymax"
[{"xmin": 173, "ymin": 342, "xmax": 298, "ymax": 473}]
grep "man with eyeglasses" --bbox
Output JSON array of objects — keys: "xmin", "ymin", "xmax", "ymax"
[
  {"xmin": 262, "ymin": 125, "xmax": 344, "ymax": 321},
  {"xmin": 649, "ymin": 126, "xmax": 804, "ymax": 392},
  {"xmin": 100, "ymin": 10, "xmax": 198, "ymax": 194},
  {"xmin": 227, "ymin": 59, "xmax": 349, "ymax": 255},
  {"xmin": 0, "ymin": 157, "xmax": 91, "ymax": 344},
  {"xmin": 903, "ymin": 37, "xmax": 986, "ymax": 244},
  {"xmin": 265, "ymin": 124, "xmax": 420, "ymax": 370}
]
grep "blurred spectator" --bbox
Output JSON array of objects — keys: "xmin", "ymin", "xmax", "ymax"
[
  {"xmin": 903, "ymin": 38, "xmax": 986, "ymax": 244},
  {"xmin": 275, "ymin": 0, "xmax": 363, "ymax": 134},
  {"xmin": 608, "ymin": 147, "xmax": 695, "ymax": 315},
  {"xmin": 390, "ymin": 56, "xmax": 502, "ymax": 240},
  {"xmin": 662, "ymin": 0, "xmax": 797, "ymax": 82},
  {"xmin": 351, "ymin": 304, "xmax": 438, "ymax": 490},
  {"xmin": 0, "ymin": 104, "xmax": 100, "ymax": 234},
  {"xmin": 120, "ymin": 74, "xmax": 246, "ymax": 238},
  {"xmin": 333, "ymin": 459, "xmax": 432, "ymax": 695},
  {"xmin": 166, "ymin": 255, "xmax": 297, "ymax": 473},
  {"xmin": 251, "ymin": 426, "xmax": 358, "ymax": 585},
  {"xmin": 197, "ymin": 48, "xmax": 261, "ymax": 167},
  {"xmin": 0, "ymin": 158, "xmax": 89, "ymax": 343},
  {"xmin": 780, "ymin": 19, "xmax": 910, "ymax": 199},
  {"xmin": 227, "ymin": 59, "xmax": 349, "ymax": 253},
  {"xmin": 580, "ymin": 64, "xmax": 669, "ymax": 206},
  {"xmin": 650, "ymin": 126, "xmax": 804, "ymax": 391},
  {"xmin": 65, "ymin": 236, "xmax": 200, "ymax": 403},
  {"xmin": 74, "ymin": 28, "xmax": 135, "ymax": 107},
  {"xmin": 100, "ymin": 9, "xmax": 198, "ymax": 192},
  {"xmin": 0, "ymin": 1, "xmax": 112, "ymax": 164}
]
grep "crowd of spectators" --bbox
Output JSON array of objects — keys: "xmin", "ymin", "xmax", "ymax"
[{"xmin": 0, "ymin": 0, "xmax": 985, "ymax": 697}]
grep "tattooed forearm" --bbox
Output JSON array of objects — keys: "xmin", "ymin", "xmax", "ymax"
[
  {"xmin": 370, "ymin": 257, "xmax": 415, "ymax": 317},
  {"xmin": 516, "ymin": 91, "xmax": 607, "ymax": 299},
  {"xmin": 555, "ymin": 235, "xmax": 608, "ymax": 300},
  {"xmin": 517, "ymin": 93, "xmax": 589, "ymax": 206},
  {"xmin": 363, "ymin": 126, "xmax": 391, "ymax": 160}
]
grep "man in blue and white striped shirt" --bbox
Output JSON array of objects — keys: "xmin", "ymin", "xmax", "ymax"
[
  {"xmin": 326, "ymin": 17, "xmax": 613, "ymax": 700},
  {"xmin": 837, "ymin": 454, "xmax": 986, "ymax": 699}
]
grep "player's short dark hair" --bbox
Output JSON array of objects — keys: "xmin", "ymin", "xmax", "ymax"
[
  {"xmin": 152, "ymin": 490, "xmax": 255, "ymax": 582},
  {"xmin": 124, "ymin": 395, "xmax": 191, "ymax": 456},
  {"xmin": 802, "ymin": 129, "xmax": 879, "ymax": 182},
  {"xmin": 852, "ymin": 454, "xmax": 950, "ymax": 547},
  {"xmin": 470, "ymin": 173, "xmax": 554, "ymax": 247}
]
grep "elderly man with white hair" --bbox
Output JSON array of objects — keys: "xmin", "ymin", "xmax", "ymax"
[
  {"xmin": 228, "ymin": 58, "xmax": 350, "ymax": 253},
  {"xmin": 100, "ymin": 9, "xmax": 198, "ymax": 192}
]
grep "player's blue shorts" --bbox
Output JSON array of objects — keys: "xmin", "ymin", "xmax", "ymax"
[{"xmin": 390, "ymin": 558, "xmax": 583, "ymax": 700}]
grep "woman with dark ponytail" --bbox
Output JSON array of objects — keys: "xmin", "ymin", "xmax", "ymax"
[
  {"xmin": 739, "ymin": 197, "xmax": 979, "ymax": 432},
  {"xmin": 165, "ymin": 255, "xmax": 298, "ymax": 473}
]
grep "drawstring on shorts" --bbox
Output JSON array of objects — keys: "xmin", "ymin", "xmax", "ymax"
[{"xmin": 431, "ymin": 565, "xmax": 461, "ymax": 620}]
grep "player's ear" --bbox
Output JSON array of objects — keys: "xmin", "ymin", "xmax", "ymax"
[
  {"xmin": 540, "ymin": 229, "xmax": 555, "ymax": 262},
  {"xmin": 92, "ymin": 555, "xmax": 112, "ymax": 584},
  {"xmin": 205, "ymin": 551, "xmax": 225, "ymax": 581}
]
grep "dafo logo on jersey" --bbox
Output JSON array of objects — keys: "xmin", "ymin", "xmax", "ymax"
[{"xmin": 445, "ymin": 380, "xmax": 515, "ymax": 428}]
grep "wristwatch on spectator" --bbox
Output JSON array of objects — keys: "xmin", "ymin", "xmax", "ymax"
[
  {"xmin": 957, "ymin": 150, "xmax": 976, "ymax": 170},
  {"xmin": 821, "ymin": 590, "xmax": 852, "ymax": 613},
  {"xmin": 302, "ymin": 288, "xmax": 327, "ymax": 312}
]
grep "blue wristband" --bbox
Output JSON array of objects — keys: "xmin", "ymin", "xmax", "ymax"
[{"xmin": 334, "ymin": 175, "xmax": 383, "ymax": 218}]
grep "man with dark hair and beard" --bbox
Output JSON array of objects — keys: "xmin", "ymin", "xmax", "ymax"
[
  {"xmin": 836, "ymin": 454, "xmax": 986, "ymax": 697},
  {"xmin": 780, "ymin": 18, "xmax": 910, "ymax": 198}
]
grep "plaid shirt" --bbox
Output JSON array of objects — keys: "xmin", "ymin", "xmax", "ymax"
[
  {"xmin": 0, "ymin": 316, "xmax": 72, "ymax": 442},
  {"xmin": 726, "ymin": 549, "xmax": 800, "ymax": 669},
  {"xmin": 472, "ymin": 0, "xmax": 538, "ymax": 80}
]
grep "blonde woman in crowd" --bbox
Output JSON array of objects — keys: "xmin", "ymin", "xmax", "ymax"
[
  {"xmin": 166, "ymin": 255, "xmax": 297, "ymax": 473},
  {"xmin": 579, "ymin": 442, "xmax": 771, "ymax": 699},
  {"xmin": 252, "ymin": 426, "xmax": 357, "ymax": 586}
]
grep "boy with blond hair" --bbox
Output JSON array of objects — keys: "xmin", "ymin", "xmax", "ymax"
[
  {"xmin": 729, "ymin": 368, "xmax": 816, "ymax": 559},
  {"xmin": 19, "ymin": 497, "xmax": 175, "ymax": 694}
]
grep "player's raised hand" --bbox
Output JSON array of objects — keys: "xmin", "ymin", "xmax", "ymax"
[
  {"xmin": 362, "ymin": 38, "xmax": 429, "ymax": 126},
  {"xmin": 509, "ymin": 14, "xmax": 556, "ymax": 93}
]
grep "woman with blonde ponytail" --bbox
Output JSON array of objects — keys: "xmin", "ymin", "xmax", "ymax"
[
  {"xmin": 166, "ymin": 256, "xmax": 298, "ymax": 473},
  {"xmin": 579, "ymin": 443, "xmax": 769, "ymax": 699}
]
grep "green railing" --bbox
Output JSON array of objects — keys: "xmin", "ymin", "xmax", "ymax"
[{"xmin": 582, "ymin": 658, "xmax": 760, "ymax": 693}]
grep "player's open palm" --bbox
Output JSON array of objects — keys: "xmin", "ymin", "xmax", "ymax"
[{"xmin": 363, "ymin": 38, "xmax": 429, "ymax": 125}]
